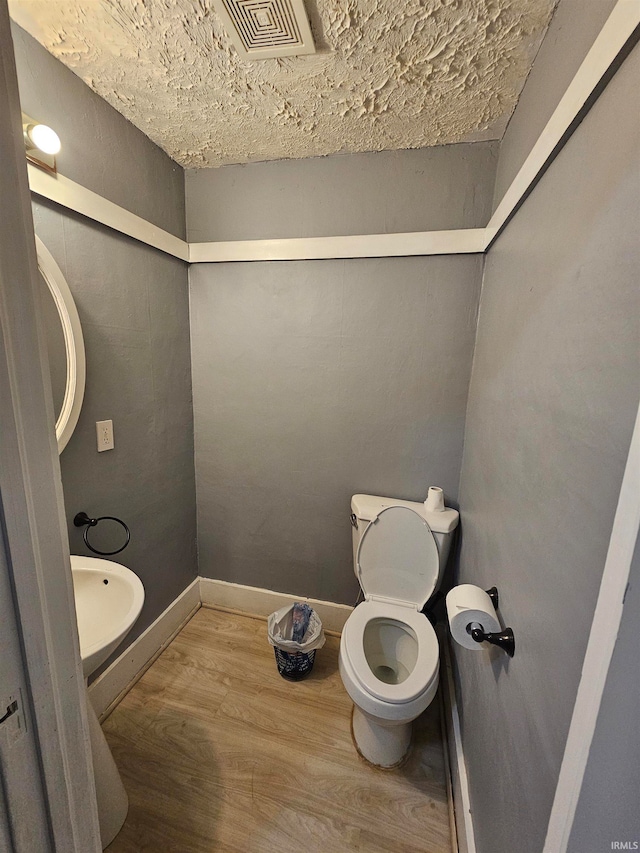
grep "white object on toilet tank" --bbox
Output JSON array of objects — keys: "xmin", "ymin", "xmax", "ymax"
[{"xmin": 425, "ymin": 486, "xmax": 445, "ymax": 512}]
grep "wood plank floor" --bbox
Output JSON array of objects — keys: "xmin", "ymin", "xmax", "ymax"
[{"xmin": 104, "ymin": 607, "xmax": 451, "ymax": 853}]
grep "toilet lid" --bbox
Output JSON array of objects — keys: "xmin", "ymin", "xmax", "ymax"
[{"xmin": 356, "ymin": 505, "xmax": 440, "ymax": 609}]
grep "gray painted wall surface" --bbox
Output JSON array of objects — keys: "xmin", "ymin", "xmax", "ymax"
[
  {"xmin": 456, "ymin": 43, "xmax": 640, "ymax": 853},
  {"xmin": 191, "ymin": 255, "xmax": 483, "ymax": 603},
  {"xmin": 493, "ymin": 0, "xmax": 618, "ymax": 208},
  {"xmin": 32, "ymin": 200, "xmax": 197, "ymax": 664},
  {"xmin": 568, "ymin": 528, "xmax": 640, "ymax": 851},
  {"xmin": 11, "ymin": 23, "xmax": 185, "ymax": 238},
  {"xmin": 186, "ymin": 143, "xmax": 498, "ymax": 242},
  {"xmin": 14, "ymin": 27, "xmax": 196, "ymax": 665}
]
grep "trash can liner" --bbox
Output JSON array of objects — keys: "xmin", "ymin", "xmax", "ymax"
[{"xmin": 267, "ymin": 603, "xmax": 326, "ymax": 652}]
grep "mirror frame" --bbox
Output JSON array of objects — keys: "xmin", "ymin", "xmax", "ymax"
[{"xmin": 35, "ymin": 236, "xmax": 86, "ymax": 453}]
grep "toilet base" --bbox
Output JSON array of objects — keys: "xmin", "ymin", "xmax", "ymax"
[{"xmin": 351, "ymin": 705, "xmax": 412, "ymax": 769}]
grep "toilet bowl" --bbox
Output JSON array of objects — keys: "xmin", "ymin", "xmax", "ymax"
[{"xmin": 339, "ymin": 495, "xmax": 458, "ymax": 767}]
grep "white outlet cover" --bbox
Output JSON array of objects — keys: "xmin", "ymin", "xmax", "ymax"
[{"xmin": 96, "ymin": 419, "xmax": 114, "ymax": 452}]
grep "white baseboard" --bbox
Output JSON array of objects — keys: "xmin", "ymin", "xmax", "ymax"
[
  {"xmin": 441, "ymin": 640, "xmax": 477, "ymax": 853},
  {"xmin": 199, "ymin": 576, "xmax": 353, "ymax": 634},
  {"xmin": 88, "ymin": 577, "xmax": 201, "ymax": 720},
  {"xmin": 88, "ymin": 576, "xmax": 351, "ymax": 720}
]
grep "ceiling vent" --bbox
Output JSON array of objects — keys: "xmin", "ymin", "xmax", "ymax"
[{"xmin": 213, "ymin": 0, "xmax": 316, "ymax": 60}]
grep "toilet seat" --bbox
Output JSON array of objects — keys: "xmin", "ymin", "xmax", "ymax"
[{"xmin": 342, "ymin": 599, "xmax": 439, "ymax": 704}]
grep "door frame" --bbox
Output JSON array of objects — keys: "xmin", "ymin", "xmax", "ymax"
[{"xmin": 0, "ymin": 1, "xmax": 101, "ymax": 849}]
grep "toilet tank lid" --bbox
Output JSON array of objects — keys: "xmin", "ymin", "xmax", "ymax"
[{"xmin": 351, "ymin": 494, "xmax": 459, "ymax": 534}]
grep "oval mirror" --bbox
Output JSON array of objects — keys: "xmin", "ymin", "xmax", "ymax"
[{"xmin": 35, "ymin": 236, "xmax": 86, "ymax": 453}]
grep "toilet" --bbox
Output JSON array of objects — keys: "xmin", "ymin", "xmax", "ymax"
[{"xmin": 339, "ymin": 493, "xmax": 459, "ymax": 768}]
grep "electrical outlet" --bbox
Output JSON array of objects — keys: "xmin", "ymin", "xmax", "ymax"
[{"xmin": 96, "ymin": 419, "xmax": 114, "ymax": 452}]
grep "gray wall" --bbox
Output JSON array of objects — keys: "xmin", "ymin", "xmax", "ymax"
[
  {"xmin": 455, "ymin": 37, "xmax": 640, "ymax": 853},
  {"xmin": 32, "ymin": 200, "xmax": 197, "ymax": 662},
  {"xmin": 190, "ymin": 255, "xmax": 483, "ymax": 603},
  {"xmin": 14, "ymin": 27, "xmax": 197, "ymax": 664},
  {"xmin": 188, "ymin": 142, "xmax": 496, "ymax": 603},
  {"xmin": 11, "ymin": 23, "xmax": 185, "ymax": 238},
  {"xmin": 186, "ymin": 143, "xmax": 498, "ymax": 241},
  {"xmin": 492, "ymin": 0, "xmax": 618, "ymax": 207},
  {"xmin": 568, "ymin": 527, "xmax": 640, "ymax": 851}
]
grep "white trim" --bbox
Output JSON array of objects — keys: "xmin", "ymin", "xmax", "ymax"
[
  {"xmin": 0, "ymin": 6, "xmax": 101, "ymax": 841},
  {"xmin": 25, "ymin": 3, "xmax": 637, "ymax": 263},
  {"xmin": 543, "ymin": 401, "xmax": 640, "ymax": 853},
  {"xmin": 88, "ymin": 576, "xmax": 351, "ymax": 720},
  {"xmin": 442, "ymin": 641, "xmax": 477, "ymax": 853},
  {"xmin": 27, "ymin": 165, "xmax": 485, "ymax": 263},
  {"xmin": 88, "ymin": 578, "xmax": 200, "ymax": 720},
  {"xmin": 35, "ymin": 236, "xmax": 86, "ymax": 453},
  {"xmin": 199, "ymin": 576, "xmax": 353, "ymax": 634},
  {"xmin": 188, "ymin": 229, "xmax": 487, "ymax": 263},
  {"xmin": 28, "ymin": 165, "xmax": 190, "ymax": 262},
  {"xmin": 486, "ymin": 0, "xmax": 640, "ymax": 245},
  {"xmin": 438, "ymin": 686, "xmax": 459, "ymax": 853}
]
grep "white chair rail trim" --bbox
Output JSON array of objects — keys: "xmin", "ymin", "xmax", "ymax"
[{"xmin": 27, "ymin": 0, "xmax": 639, "ymax": 265}]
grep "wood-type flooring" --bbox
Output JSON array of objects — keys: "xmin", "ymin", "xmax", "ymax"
[{"xmin": 104, "ymin": 607, "xmax": 451, "ymax": 853}]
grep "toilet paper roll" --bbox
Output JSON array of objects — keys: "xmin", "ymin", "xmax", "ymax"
[
  {"xmin": 446, "ymin": 584, "xmax": 501, "ymax": 650},
  {"xmin": 425, "ymin": 486, "xmax": 445, "ymax": 512}
]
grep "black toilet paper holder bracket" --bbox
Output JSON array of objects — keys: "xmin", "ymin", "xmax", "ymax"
[
  {"xmin": 467, "ymin": 587, "xmax": 515, "ymax": 657},
  {"xmin": 485, "ymin": 586, "xmax": 499, "ymax": 609}
]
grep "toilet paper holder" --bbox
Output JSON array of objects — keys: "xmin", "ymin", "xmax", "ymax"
[
  {"xmin": 467, "ymin": 587, "xmax": 515, "ymax": 657},
  {"xmin": 485, "ymin": 586, "xmax": 499, "ymax": 609}
]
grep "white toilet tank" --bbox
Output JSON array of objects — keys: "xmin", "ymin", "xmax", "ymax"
[{"xmin": 350, "ymin": 494, "xmax": 459, "ymax": 596}]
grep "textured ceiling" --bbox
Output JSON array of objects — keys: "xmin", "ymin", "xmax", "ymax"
[{"xmin": 10, "ymin": 0, "xmax": 555, "ymax": 168}]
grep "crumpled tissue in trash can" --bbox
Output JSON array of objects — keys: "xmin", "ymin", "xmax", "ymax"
[{"xmin": 292, "ymin": 602, "xmax": 312, "ymax": 642}]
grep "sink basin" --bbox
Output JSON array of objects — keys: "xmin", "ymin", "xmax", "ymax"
[
  {"xmin": 71, "ymin": 555, "xmax": 144, "ymax": 677},
  {"xmin": 70, "ymin": 554, "xmax": 144, "ymax": 847}
]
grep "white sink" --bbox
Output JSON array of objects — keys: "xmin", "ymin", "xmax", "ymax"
[
  {"xmin": 71, "ymin": 555, "xmax": 144, "ymax": 678},
  {"xmin": 70, "ymin": 554, "xmax": 144, "ymax": 848}
]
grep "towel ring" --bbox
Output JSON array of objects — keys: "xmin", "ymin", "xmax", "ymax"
[{"xmin": 73, "ymin": 511, "xmax": 131, "ymax": 556}]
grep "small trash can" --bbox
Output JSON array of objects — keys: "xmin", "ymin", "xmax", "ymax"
[{"xmin": 268, "ymin": 603, "xmax": 325, "ymax": 681}]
